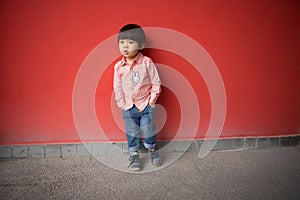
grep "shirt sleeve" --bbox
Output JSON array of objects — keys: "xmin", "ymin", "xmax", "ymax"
[
  {"xmin": 113, "ymin": 63, "xmax": 125, "ymax": 108},
  {"xmin": 148, "ymin": 59, "xmax": 161, "ymax": 103}
]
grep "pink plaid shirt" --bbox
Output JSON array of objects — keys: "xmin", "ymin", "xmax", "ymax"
[{"xmin": 113, "ymin": 53, "xmax": 161, "ymax": 111}]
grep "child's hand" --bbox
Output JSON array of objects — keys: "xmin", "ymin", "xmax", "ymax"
[{"xmin": 149, "ymin": 101, "xmax": 155, "ymax": 108}]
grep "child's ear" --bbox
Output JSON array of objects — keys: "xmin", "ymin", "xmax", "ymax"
[{"xmin": 139, "ymin": 43, "xmax": 145, "ymax": 50}]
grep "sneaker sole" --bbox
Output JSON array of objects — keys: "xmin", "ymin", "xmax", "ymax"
[
  {"xmin": 129, "ymin": 163, "xmax": 142, "ymax": 171},
  {"xmin": 129, "ymin": 167, "xmax": 141, "ymax": 171}
]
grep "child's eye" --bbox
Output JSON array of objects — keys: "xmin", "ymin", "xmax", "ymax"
[{"xmin": 128, "ymin": 40, "xmax": 137, "ymax": 44}]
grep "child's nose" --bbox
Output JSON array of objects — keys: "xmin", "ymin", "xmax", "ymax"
[{"xmin": 123, "ymin": 41, "xmax": 129, "ymax": 47}]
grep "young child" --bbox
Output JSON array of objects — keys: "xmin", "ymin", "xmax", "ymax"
[{"xmin": 113, "ymin": 24, "xmax": 161, "ymax": 171}]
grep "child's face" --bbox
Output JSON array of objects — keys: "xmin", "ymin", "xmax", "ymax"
[{"xmin": 119, "ymin": 39, "xmax": 141, "ymax": 60}]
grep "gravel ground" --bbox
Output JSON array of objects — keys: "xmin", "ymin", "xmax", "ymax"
[{"xmin": 0, "ymin": 147, "xmax": 299, "ymax": 200}]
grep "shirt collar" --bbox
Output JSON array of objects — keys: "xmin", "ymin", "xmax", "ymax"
[{"xmin": 120, "ymin": 52, "xmax": 143, "ymax": 66}]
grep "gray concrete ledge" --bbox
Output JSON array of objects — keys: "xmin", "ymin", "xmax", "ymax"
[{"xmin": 0, "ymin": 135, "xmax": 299, "ymax": 159}]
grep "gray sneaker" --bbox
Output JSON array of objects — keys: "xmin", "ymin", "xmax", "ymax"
[
  {"xmin": 128, "ymin": 153, "xmax": 141, "ymax": 171},
  {"xmin": 149, "ymin": 148, "xmax": 161, "ymax": 167}
]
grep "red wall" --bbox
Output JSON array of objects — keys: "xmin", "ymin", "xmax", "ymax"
[{"xmin": 0, "ymin": 0, "xmax": 299, "ymax": 145}]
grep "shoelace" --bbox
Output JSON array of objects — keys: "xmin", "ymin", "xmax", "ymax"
[
  {"xmin": 149, "ymin": 150, "xmax": 159, "ymax": 159},
  {"xmin": 129, "ymin": 154, "xmax": 139, "ymax": 162}
]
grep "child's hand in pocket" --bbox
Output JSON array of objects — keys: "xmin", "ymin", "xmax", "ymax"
[{"xmin": 149, "ymin": 101, "xmax": 155, "ymax": 108}]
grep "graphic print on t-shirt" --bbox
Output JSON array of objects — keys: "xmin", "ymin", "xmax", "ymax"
[{"xmin": 132, "ymin": 71, "xmax": 140, "ymax": 85}]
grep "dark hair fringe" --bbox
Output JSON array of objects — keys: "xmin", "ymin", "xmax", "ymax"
[{"xmin": 118, "ymin": 24, "xmax": 146, "ymax": 47}]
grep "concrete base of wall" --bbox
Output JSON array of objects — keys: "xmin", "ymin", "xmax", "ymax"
[{"xmin": 0, "ymin": 135, "xmax": 299, "ymax": 159}]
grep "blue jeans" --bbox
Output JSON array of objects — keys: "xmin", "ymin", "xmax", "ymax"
[{"xmin": 122, "ymin": 104, "xmax": 157, "ymax": 152}]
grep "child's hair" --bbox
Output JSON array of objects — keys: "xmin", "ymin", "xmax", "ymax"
[{"xmin": 118, "ymin": 24, "xmax": 146, "ymax": 48}]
